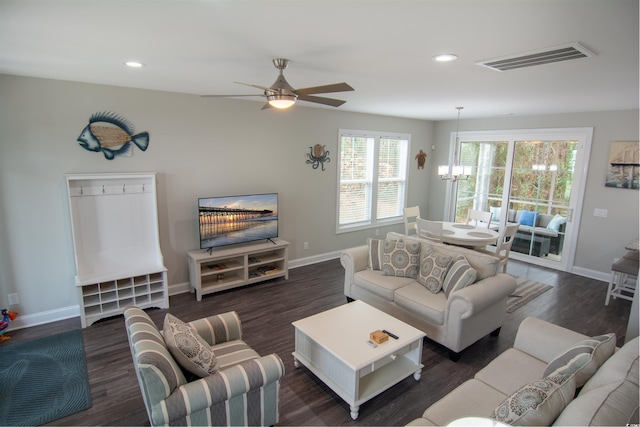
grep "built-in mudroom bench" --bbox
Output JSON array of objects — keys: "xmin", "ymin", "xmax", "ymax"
[{"xmin": 65, "ymin": 172, "xmax": 169, "ymax": 327}]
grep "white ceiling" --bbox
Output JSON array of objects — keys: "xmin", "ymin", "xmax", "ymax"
[{"xmin": 1, "ymin": 0, "xmax": 638, "ymax": 120}]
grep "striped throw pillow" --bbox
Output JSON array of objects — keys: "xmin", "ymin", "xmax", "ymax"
[
  {"xmin": 367, "ymin": 238, "xmax": 397, "ymax": 270},
  {"xmin": 543, "ymin": 333, "xmax": 616, "ymax": 388},
  {"xmin": 442, "ymin": 255, "xmax": 477, "ymax": 298}
]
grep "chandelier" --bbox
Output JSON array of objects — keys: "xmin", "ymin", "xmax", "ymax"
[{"xmin": 439, "ymin": 106, "xmax": 472, "ymax": 182}]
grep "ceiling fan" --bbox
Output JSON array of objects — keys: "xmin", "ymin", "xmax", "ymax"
[{"xmin": 202, "ymin": 58, "xmax": 354, "ymax": 110}]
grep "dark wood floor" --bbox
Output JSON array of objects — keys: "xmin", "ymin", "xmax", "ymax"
[{"xmin": 5, "ymin": 258, "xmax": 632, "ymax": 426}]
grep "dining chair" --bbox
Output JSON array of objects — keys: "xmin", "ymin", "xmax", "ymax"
[
  {"xmin": 404, "ymin": 206, "xmax": 420, "ymax": 235},
  {"xmin": 416, "ymin": 217, "xmax": 442, "ymax": 243},
  {"xmin": 466, "ymin": 209, "xmax": 492, "ymax": 229},
  {"xmin": 477, "ymin": 223, "xmax": 520, "ymax": 273}
]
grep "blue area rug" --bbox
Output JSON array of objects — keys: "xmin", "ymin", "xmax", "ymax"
[{"xmin": 0, "ymin": 329, "xmax": 92, "ymax": 426}]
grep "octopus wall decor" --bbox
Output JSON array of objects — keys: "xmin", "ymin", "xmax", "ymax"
[{"xmin": 307, "ymin": 144, "xmax": 330, "ymax": 171}]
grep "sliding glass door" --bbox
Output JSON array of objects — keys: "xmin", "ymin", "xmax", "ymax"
[{"xmin": 446, "ymin": 128, "xmax": 593, "ymax": 271}]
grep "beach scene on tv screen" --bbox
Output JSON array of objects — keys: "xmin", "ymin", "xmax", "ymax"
[{"xmin": 199, "ymin": 193, "xmax": 278, "ymax": 248}]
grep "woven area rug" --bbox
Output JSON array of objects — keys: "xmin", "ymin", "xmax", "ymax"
[
  {"xmin": 507, "ymin": 277, "xmax": 553, "ymax": 313},
  {"xmin": 0, "ymin": 329, "xmax": 92, "ymax": 426}
]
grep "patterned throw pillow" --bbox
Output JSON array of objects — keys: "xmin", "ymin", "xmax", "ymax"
[
  {"xmin": 381, "ymin": 240, "xmax": 421, "ymax": 279},
  {"xmin": 442, "ymin": 255, "xmax": 478, "ymax": 298},
  {"xmin": 163, "ymin": 313, "xmax": 219, "ymax": 377},
  {"xmin": 490, "ymin": 374, "xmax": 576, "ymax": 426},
  {"xmin": 543, "ymin": 333, "xmax": 616, "ymax": 388},
  {"xmin": 417, "ymin": 245, "xmax": 453, "ymax": 293}
]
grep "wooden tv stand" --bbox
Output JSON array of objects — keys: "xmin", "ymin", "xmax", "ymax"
[{"xmin": 187, "ymin": 239, "xmax": 289, "ymax": 301}]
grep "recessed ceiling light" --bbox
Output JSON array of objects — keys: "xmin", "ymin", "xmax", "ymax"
[
  {"xmin": 125, "ymin": 61, "xmax": 145, "ymax": 68},
  {"xmin": 433, "ymin": 54, "xmax": 458, "ymax": 62}
]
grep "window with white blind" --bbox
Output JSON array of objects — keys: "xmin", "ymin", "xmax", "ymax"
[{"xmin": 336, "ymin": 129, "xmax": 410, "ymax": 233}]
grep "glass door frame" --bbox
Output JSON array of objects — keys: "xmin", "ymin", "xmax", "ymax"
[{"xmin": 443, "ymin": 127, "xmax": 594, "ymax": 272}]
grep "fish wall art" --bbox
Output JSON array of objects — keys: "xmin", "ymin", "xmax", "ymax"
[{"xmin": 77, "ymin": 112, "xmax": 150, "ymax": 160}]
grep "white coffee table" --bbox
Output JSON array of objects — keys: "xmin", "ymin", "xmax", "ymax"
[{"xmin": 292, "ymin": 300, "xmax": 426, "ymax": 420}]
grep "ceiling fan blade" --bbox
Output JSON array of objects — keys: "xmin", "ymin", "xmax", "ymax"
[
  {"xmin": 295, "ymin": 82, "xmax": 354, "ymax": 95},
  {"xmin": 297, "ymin": 94, "xmax": 346, "ymax": 107},
  {"xmin": 201, "ymin": 94, "xmax": 266, "ymax": 98},
  {"xmin": 234, "ymin": 81, "xmax": 278, "ymax": 93},
  {"xmin": 261, "ymin": 102, "xmax": 272, "ymax": 110}
]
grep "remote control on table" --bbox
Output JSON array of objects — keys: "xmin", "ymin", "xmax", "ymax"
[{"xmin": 382, "ymin": 329, "xmax": 399, "ymax": 339}]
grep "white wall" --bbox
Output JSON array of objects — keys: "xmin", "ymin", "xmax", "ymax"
[
  {"xmin": 427, "ymin": 111, "xmax": 640, "ymax": 275},
  {"xmin": 1, "ymin": 74, "xmax": 638, "ymax": 326},
  {"xmin": 0, "ymin": 74, "xmax": 432, "ymax": 323}
]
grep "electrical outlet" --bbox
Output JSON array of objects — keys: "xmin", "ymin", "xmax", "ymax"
[
  {"xmin": 303, "ymin": 242, "xmax": 309, "ymax": 250},
  {"xmin": 8, "ymin": 293, "xmax": 19, "ymax": 305}
]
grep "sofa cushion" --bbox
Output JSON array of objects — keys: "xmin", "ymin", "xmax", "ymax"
[
  {"xmin": 580, "ymin": 336, "xmax": 639, "ymax": 393},
  {"xmin": 211, "ymin": 339, "xmax": 261, "ymax": 370},
  {"xmin": 164, "ymin": 313, "xmax": 219, "ymax": 377},
  {"xmin": 354, "ymin": 269, "xmax": 414, "ymax": 301},
  {"xmin": 420, "ymin": 379, "xmax": 508, "ymax": 426},
  {"xmin": 387, "ymin": 232, "xmax": 499, "ymax": 280},
  {"xmin": 553, "ymin": 354, "xmax": 639, "ymax": 426},
  {"xmin": 519, "ymin": 209, "xmax": 540, "ymax": 227},
  {"xmin": 394, "ymin": 282, "xmax": 447, "ymax": 324},
  {"xmin": 490, "ymin": 375, "xmax": 576, "ymax": 426},
  {"xmin": 418, "ymin": 244, "xmax": 453, "ymax": 293},
  {"xmin": 543, "ymin": 333, "xmax": 616, "ymax": 388},
  {"xmin": 442, "ymin": 255, "xmax": 477, "ymax": 298},
  {"xmin": 382, "ymin": 240, "xmax": 421, "ymax": 279},
  {"xmin": 475, "ymin": 348, "xmax": 548, "ymax": 396},
  {"xmin": 429, "ymin": 243, "xmax": 498, "ymax": 280}
]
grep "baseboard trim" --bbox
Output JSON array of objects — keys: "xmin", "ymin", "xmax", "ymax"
[
  {"xmin": 9, "ymin": 252, "xmax": 342, "ymax": 330},
  {"xmin": 8, "ymin": 305, "xmax": 80, "ymax": 331},
  {"xmin": 571, "ymin": 266, "xmax": 610, "ymax": 283}
]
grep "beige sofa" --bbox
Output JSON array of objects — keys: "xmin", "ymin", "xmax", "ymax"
[
  {"xmin": 340, "ymin": 231, "xmax": 517, "ymax": 359},
  {"xmin": 407, "ymin": 317, "xmax": 639, "ymax": 426}
]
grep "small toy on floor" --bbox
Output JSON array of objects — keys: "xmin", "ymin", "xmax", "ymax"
[{"xmin": 1, "ymin": 309, "xmax": 18, "ymax": 342}]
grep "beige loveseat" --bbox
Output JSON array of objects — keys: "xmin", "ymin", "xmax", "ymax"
[
  {"xmin": 407, "ymin": 317, "xmax": 639, "ymax": 426},
  {"xmin": 340, "ymin": 231, "xmax": 517, "ymax": 359}
]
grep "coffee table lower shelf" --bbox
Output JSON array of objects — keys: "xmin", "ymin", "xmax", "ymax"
[{"xmin": 292, "ymin": 331, "xmax": 423, "ymax": 420}]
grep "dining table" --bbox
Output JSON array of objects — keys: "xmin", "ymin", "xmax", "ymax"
[{"xmin": 439, "ymin": 222, "xmax": 500, "ymax": 247}]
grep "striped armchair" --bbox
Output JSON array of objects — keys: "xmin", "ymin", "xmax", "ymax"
[{"xmin": 124, "ymin": 307, "xmax": 285, "ymax": 426}]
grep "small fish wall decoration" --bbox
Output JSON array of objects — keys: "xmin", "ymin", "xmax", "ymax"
[{"xmin": 77, "ymin": 112, "xmax": 150, "ymax": 160}]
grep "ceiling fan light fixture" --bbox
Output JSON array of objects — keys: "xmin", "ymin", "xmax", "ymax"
[{"xmin": 267, "ymin": 94, "xmax": 297, "ymax": 109}]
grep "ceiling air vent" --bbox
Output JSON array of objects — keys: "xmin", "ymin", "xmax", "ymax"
[{"xmin": 477, "ymin": 42, "xmax": 595, "ymax": 72}]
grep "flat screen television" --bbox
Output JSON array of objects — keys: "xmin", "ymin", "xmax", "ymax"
[{"xmin": 198, "ymin": 193, "xmax": 278, "ymax": 250}]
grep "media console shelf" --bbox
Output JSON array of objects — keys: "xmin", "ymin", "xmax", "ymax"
[
  {"xmin": 66, "ymin": 173, "xmax": 169, "ymax": 327},
  {"xmin": 187, "ymin": 239, "xmax": 289, "ymax": 301}
]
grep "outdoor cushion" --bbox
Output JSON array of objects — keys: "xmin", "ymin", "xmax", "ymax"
[
  {"xmin": 519, "ymin": 209, "xmax": 539, "ymax": 227},
  {"xmin": 546, "ymin": 214, "xmax": 567, "ymax": 232}
]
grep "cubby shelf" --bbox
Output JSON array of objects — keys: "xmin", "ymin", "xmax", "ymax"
[
  {"xmin": 66, "ymin": 173, "xmax": 169, "ymax": 327},
  {"xmin": 187, "ymin": 239, "xmax": 289, "ymax": 301}
]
